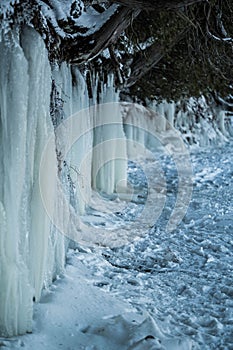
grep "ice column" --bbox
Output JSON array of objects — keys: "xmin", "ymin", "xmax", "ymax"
[
  {"xmin": 0, "ymin": 26, "xmax": 66, "ymax": 336},
  {"xmin": 0, "ymin": 29, "xmax": 33, "ymax": 336},
  {"xmin": 92, "ymin": 75, "xmax": 128, "ymax": 194},
  {"xmin": 52, "ymin": 64, "xmax": 93, "ymax": 214},
  {"xmin": 122, "ymin": 102, "xmax": 164, "ymax": 152}
]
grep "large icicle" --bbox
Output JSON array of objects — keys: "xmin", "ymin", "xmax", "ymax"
[
  {"xmin": 0, "ymin": 27, "xmax": 66, "ymax": 336},
  {"xmin": 52, "ymin": 63, "xmax": 93, "ymax": 214},
  {"xmin": 0, "ymin": 29, "xmax": 33, "ymax": 336},
  {"xmin": 92, "ymin": 75, "xmax": 128, "ymax": 195},
  {"xmin": 21, "ymin": 27, "xmax": 66, "ymax": 300},
  {"xmin": 70, "ymin": 68, "xmax": 93, "ymax": 214}
]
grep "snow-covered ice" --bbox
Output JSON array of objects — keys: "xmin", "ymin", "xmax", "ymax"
[{"xmin": 2, "ymin": 141, "xmax": 233, "ymax": 349}]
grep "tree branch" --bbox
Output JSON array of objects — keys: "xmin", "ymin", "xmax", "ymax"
[
  {"xmin": 20, "ymin": 1, "xmax": 140, "ymax": 64},
  {"xmin": 109, "ymin": 0, "xmax": 206, "ymax": 11},
  {"xmin": 62, "ymin": 6, "xmax": 140, "ymax": 64},
  {"xmin": 124, "ymin": 27, "xmax": 191, "ymax": 88}
]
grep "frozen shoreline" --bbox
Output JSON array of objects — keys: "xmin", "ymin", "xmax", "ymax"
[
  {"xmin": 3, "ymin": 142, "xmax": 233, "ymax": 349},
  {"xmin": 2, "ymin": 250, "xmax": 192, "ymax": 350}
]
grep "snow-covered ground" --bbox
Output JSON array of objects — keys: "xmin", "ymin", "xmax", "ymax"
[{"xmin": 2, "ymin": 142, "xmax": 233, "ymax": 350}]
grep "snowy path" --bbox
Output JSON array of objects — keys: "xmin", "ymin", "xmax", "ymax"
[{"xmin": 2, "ymin": 143, "xmax": 233, "ymax": 349}]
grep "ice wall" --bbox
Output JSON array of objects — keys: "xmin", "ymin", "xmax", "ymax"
[
  {"xmin": 51, "ymin": 63, "xmax": 93, "ymax": 214},
  {"xmin": 0, "ymin": 27, "xmax": 66, "ymax": 336},
  {"xmin": 122, "ymin": 102, "xmax": 166, "ymax": 153},
  {"xmin": 51, "ymin": 67, "xmax": 128, "ymax": 205},
  {"xmin": 0, "ymin": 29, "xmax": 33, "ymax": 336},
  {"xmin": 147, "ymin": 98, "xmax": 232, "ymax": 147},
  {"xmin": 0, "ymin": 26, "xmax": 128, "ymax": 337}
]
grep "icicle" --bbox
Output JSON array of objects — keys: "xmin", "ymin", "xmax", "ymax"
[
  {"xmin": 70, "ymin": 67, "xmax": 93, "ymax": 214},
  {"xmin": 122, "ymin": 103, "xmax": 163, "ymax": 153},
  {"xmin": 216, "ymin": 108, "xmax": 228, "ymax": 137},
  {"xmin": 150, "ymin": 101, "xmax": 167, "ymax": 132},
  {"xmin": 164, "ymin": 101, "xmax": 175, "ymax": 126},
  {"xmin": 0, "ymin": 28, "xmax": 33, "ymax": 336},
  {"xmin": 0, "ymin": 26, "xmax": 66, "ymax": 336},
  {"xmin": 91, "ymin": 74, "xmax": 128, "ymax": 195},
  {"xmin": 151, "ymin": 98, "xmax": 231, "ymax": 147}
]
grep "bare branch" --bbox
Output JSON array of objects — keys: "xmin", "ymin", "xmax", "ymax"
[
  {"xmin": 109, "ymin": 0, "xmax": 206, "ymax": 11},
  {"xmin": 125, "ymin": 27, "xmax": 191, "ymax": 87}
]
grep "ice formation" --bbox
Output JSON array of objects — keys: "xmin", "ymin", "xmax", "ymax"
[
  {"xmin": 0, "ymin": 27, "xmax": 64, "ymax": 336},
  {"xmin": 152, "ymin": 98, "xmax": 232, "ymax": 146},
  {"xmin": 0, "ymin": 26, "xmax": 127, "ymax": 336},
  {"xmin": 92, "ymin": 75, "xmax": 128, "ymax": 195},
  {"xmin": 122, "ymin": 97, "xmax": 232, "ymax": 153},
  {"xmin": 0, "ymin": 23, "xmax": 231, "ymax": 338}
]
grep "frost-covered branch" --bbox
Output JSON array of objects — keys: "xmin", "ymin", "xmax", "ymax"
[
  {"xmin": 0, "ymin": 0, "xmax": 139, "ymax": 64},
  {"xmin": 61, "ymin": 6, "xmax": 140, "ymax": 63},
  {"xmin": 35, "ymin": 1, "xmax": 133, "ymax": 63},
  {"xmin": 205, "ymin": 3, "xmax": 233, "ymax": 45},
  {"xmin": 212, "ymin": 92, "xmax": 233, "ymax": 108}
]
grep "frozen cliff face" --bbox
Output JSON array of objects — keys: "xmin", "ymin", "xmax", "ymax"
[
  {"xmin": 0, "ymin": 25, "xmax": 128, "ymax": 336},
  {"xmin": 0, "ymin": 26, "xmax": 66, "ymax": 336}
]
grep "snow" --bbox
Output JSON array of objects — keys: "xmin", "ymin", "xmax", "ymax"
[
  {"xmin": 36, "ymin": 0, "xmax": 119, "ymax": 40},
  {"xmin": 73, "ymin": 5, "xmax": 119, "ymax": 36},
  {"xmin": 21, "ymin": 142, "xmax": 232, "ymax": 350},
  {"xmin": 1, "ymin": 249, "xmax": 193, "ymax": 350},
  {"xmin": 0, "ymin": 1, "xmax": 18, "ymax": 21},
  {"xmin": 3, "ymin": 137, "xmax": 233, "ymax": 349}
]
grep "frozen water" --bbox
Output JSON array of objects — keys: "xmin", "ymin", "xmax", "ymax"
[{"xmin": 75, "ymin": 142, "xmax": 233, "ymax": 349}]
